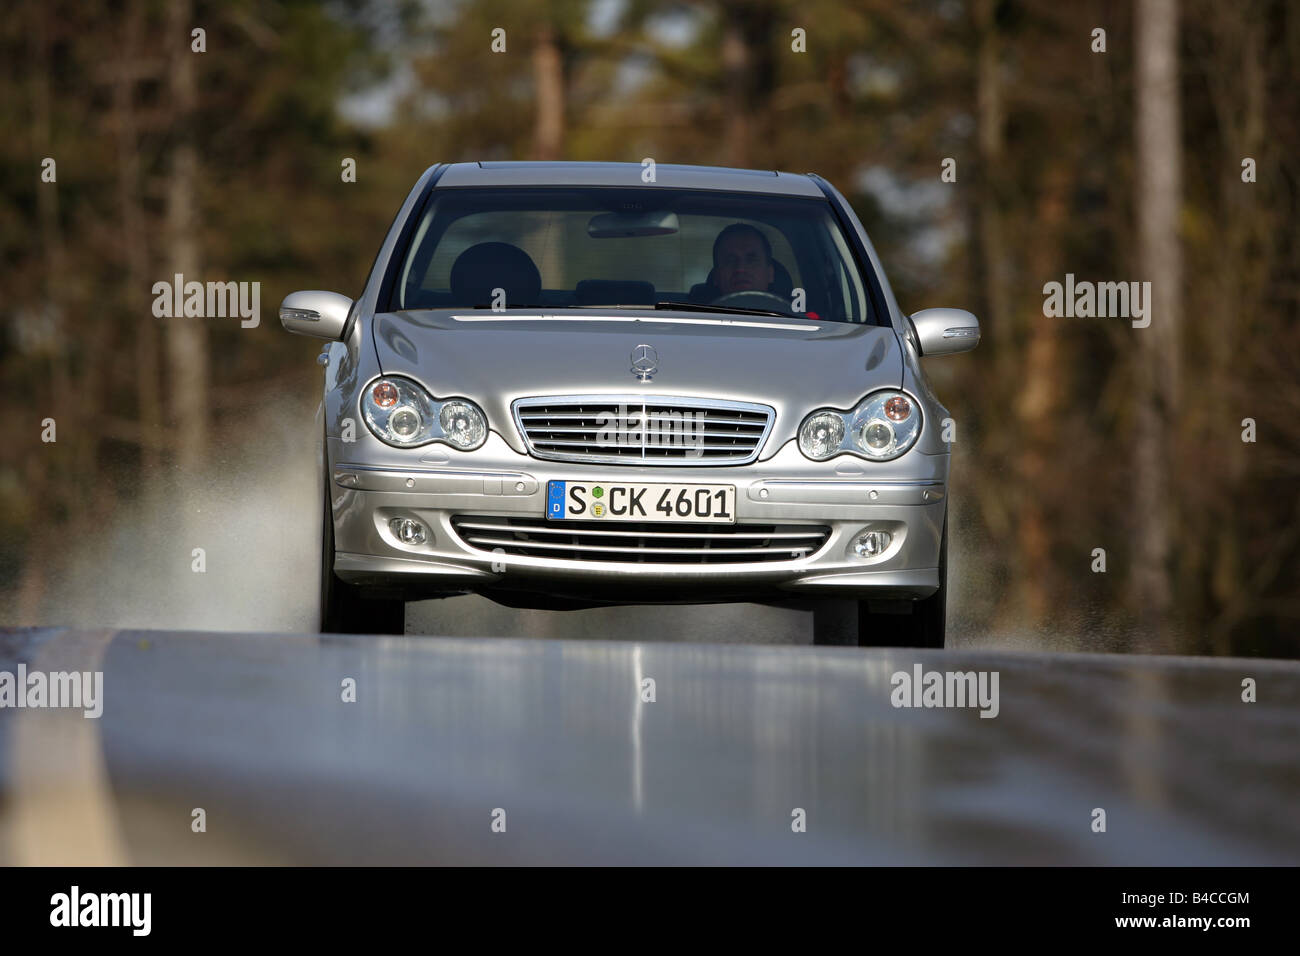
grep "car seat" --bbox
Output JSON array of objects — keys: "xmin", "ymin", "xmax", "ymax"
[{"xmin": 450, "ymin": 242, "xmax": 542, "ymax": 307}]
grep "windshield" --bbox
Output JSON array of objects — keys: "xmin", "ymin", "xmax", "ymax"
[{"xmin": 387, "ymin": 187, "xmax": 875, "ymax": 323}]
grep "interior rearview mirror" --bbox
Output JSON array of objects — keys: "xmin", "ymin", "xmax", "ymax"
[{"xmin": 587, "ymin": 210, "xmax": 680, "ymax": 238}]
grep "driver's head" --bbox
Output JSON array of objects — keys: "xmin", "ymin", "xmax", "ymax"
[{"xmin": 712, "ymin": 223, "xmax": 774, "ymax": 295}]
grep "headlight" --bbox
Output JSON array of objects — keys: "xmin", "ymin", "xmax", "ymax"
[
  {"xmin": 797, "ymin": 390, "xmax": 922, "ymax": 462},
  {"xmin": 438, "ymin": 400, "xmax": 487, "ymax": 450},
  {"xmin": 852, "ymin": 390, "xmax": 920, "ymax": 459},
  {"xmin": 362, "ymin": 376, "xmax": 488, "ymax": 450},
  {"xmin": 798, "ymin": 412, "xmax": 846, "ymax": 461}
]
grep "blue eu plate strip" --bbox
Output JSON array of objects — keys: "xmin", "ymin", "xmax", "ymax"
[{"xmin": 547, "ymin": 480, "xmax": 566, "ymax": 519}]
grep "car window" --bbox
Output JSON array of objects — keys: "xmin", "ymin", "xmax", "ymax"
[
  {"xmin": 829, "ymin": 222, "xmax": 868, "ymax": 322},
  {"xmin": 391, "ymin": 187, "xmax": 875, "ymax": 323},
  {"xmin": 419, "ymin": 211, "xmax": 802, "ymax": 294}
]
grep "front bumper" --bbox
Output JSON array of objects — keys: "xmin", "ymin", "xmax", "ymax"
[{"xmin": 328, "ymin": 435, "xmax": 947, "ymax": 603}]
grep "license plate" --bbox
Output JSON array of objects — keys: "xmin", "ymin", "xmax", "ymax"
[{"xmin": 546, "ymin": 481, "xmax": 736, "ymax": 524}]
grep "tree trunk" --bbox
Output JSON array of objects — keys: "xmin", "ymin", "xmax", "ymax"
[
  {"xmin": 1133, "ymin": 0, "xmax": 1183, "ymax": 638},
  {"xmin": 113, "ymin": 1, "xmax": 161, "ymax": 475},
  {"xmin": 531, "ymin": 22, "xmax": 564, "ymax": 161},
  {"xmin": 1016, "ymin": 166, "xmax": 1071, "ymax": 624},
  {"xmin": 165, "ymin": 0, "xmax": 208, "ymax": 476},
  {"xmin": 973, "ymin": 0, "xmax": 1030, "ymax": 624},
  {"xmin": 16, "ymin": 0, "xmax": 66, "ymax": 623},
  {"xmin": 1202, "ymin": 6, "xmax": 1265, "ymax": 653},
  {"xmin": 721, "ymin": 14, "xmax": 750, "ymax": 167},
  {"xmin": 975, "ymin": 0, "xmax": 1008, "ymax": 367}
]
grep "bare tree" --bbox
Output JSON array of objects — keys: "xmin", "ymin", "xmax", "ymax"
[
  {"xmin": 975, "ymin": 0, "xmax": 1009, "ymax": 376},
  {"xmin": 165, "ymin": 0, "xmax": 208, "ymax": 474},
  {"xmin": 721, "ymin": 14, "xmax": 751, "ymax": 167},
  {"xmin": 1133, "ymin": 0, "xmax": 1183, "ymax": 634},
  {"xmin": 15, "ymin": 0, "xmax": 63, "ymax": 623},
  {"xmin": 532, "ymin": 21, "xmax": 565, "ymax": 160},
  {"xmin": 110, "ymin": 1, "xmax": 162, "ymax": 474},
  {"xmin": 718, "ymin": 1, "xmax": 778, "ymax": 168},
  {"xmin": 1016, "ymin": 165, "xmax": 1072, "ymax": 623}
]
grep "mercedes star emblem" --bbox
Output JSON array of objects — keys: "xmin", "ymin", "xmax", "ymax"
[{"xmin": 630, "ymin": 344, "xmax": 658, "ymax": 382}]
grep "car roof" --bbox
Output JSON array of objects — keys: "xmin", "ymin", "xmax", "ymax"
[{"xmin": 433, "ymin": 161, "xmax": 826, "ymax": 197}]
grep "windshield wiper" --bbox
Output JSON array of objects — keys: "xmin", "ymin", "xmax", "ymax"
[
  {"xmin": 453, "ymin": 302, "xmax": 795, "ymax": 318},
  {"xmin": 460, "ymin": 304, "xmax": 658, "ymax": 310},
  {"xmin": 653, "ymin": 301, "xmax": 791, "ymax": 318}
]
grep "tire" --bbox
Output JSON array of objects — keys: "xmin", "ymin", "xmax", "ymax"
[
  {"xmin": 856, "ymin": 513, "xmax": 947, "ymax": 649},
  {"xmin": 319, "ymin": 478, "xmax": 406, "ymax": 635}
]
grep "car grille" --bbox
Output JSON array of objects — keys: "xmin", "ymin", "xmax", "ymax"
[
  {"xmin": 512, "ymin": 396, "xmax": 773, "ymax": 465},
  {"xmin": 452, "ymin": 516, "xmax": 830, "ymax": 564}
]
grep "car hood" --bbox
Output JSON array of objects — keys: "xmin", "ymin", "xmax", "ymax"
[{"xmin": 371, "ymin": 309, "xmax": 903, "ymax": 458}]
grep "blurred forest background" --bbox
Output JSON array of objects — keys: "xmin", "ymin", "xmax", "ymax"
[{"xmin": 1, "ymin": 0, "xmax": 1297, "ymax": 656}]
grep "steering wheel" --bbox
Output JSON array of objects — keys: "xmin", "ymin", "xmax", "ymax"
[{"xmin": 709, "ymin": 290, "xmax": 792, "ymax": 312}]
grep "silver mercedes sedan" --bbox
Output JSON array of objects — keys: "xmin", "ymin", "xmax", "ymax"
[{"xmin": 281, "ymin": 162, "xmax": 979, "ymax": 646}]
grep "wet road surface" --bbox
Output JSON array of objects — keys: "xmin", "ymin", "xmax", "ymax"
[{"xmin": 0, "ymin": 624, "xmax": 1295, "ymax": 865}]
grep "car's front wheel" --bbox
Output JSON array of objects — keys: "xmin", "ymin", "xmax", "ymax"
[{"xmin": 319, "ymin": 480, "xmax": 406, "ymax": 635}]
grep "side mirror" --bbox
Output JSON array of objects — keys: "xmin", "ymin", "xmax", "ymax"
[
  {"xmin": 279, "ymin": 290, "xmax": 353, "ymax": 340},
  {"xmin": 908, "ymin": 308, "xmax": 980, "ymax": 356}
]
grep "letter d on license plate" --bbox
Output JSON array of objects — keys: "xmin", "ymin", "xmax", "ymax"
[{"xmin": 546, "ymin": 481, "xmax": 735, "ymax": 524}]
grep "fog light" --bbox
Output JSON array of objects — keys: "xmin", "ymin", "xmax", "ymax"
[
  {"xmin": 853, "ymin": 531, "xmax": 892, "ymax": 558},
  {"xmin": 389, "ymin": 517, "xmax": 428, "ymax": 546}
]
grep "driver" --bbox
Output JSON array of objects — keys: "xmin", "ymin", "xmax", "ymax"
[{"xmin": 711, "ymin": 223, "xmax": 775, "ymax": 296}]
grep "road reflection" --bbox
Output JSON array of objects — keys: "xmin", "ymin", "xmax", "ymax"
[{"xmin": 0, "ymin": 628, "xmax": 1295, "ymax": 864}]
